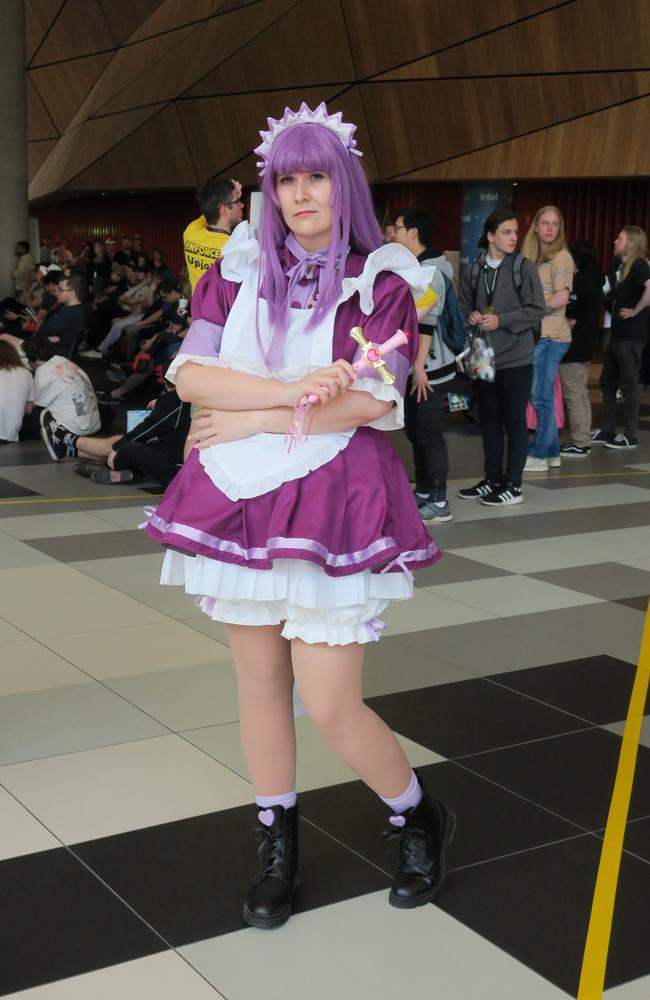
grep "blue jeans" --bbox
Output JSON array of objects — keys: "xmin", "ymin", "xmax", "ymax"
[{"xmin": 530, "ymin": 338, "xmax": 569, "ymax": 458}]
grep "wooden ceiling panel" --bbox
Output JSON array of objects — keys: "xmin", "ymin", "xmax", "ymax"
[
  {"xmin": 179, "ymin": 85, "xmax": 349, "ymax": 183},
  {"xmin": 126, "ymin": 0, "xmax": 223, "ymax": 44},
  {"xmin": 25, "ymin": 0, "xmax": 65, "ymax": 64},
  {"xmin": 361, "ymin": 73, "xmax": 650, "ymax": 179},
  {"xmin": 31, "ymin": 0, "xmax": 117, "ymax": 66},
  {"xmin": 397, "ymin": 97, "xmax": 650, "ymax": 179},
  {"xmin": 186, "ymin": 0, "xmax": 355, "ymax": 96},
  {"xmin": 94, "ymin": 0, "xmax": 297, "ymax": 117},
  {"xmin": 378, "ymin": 0, "xmax": 650, "ymax": 79},
  {"xmin": 29, "ymin": 51, "xmax": 114, "ymax": 135},
  {"xmin": 97, "ymin": 0, "xmax": 164, "ymax": 45},
  {"xmin": 340, "ymin": 0, "xmax": 568, "ymax": 79},
  {"xmin": 28, "ymin": 139, "xmax": 57, "ymax": 181},
  {"xmin": 27, "ymin": 77, "xmax": 58, "ymax": 140},
  {"xmin": 61, "ymin": 104, "xmax": 199, "ymax": 191},
  {"xmin": 29, "ymin": 105, "xmax": 166, "ymax": 199}
]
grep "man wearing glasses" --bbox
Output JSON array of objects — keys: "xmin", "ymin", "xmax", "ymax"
[{"xmin": 183, "ymin": 178, "xmax": 244, "ymax": 292}]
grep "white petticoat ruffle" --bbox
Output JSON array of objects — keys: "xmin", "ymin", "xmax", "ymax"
[{"xmin": 161, "ymin": 552, "xmax": 412, "ymax": 646}]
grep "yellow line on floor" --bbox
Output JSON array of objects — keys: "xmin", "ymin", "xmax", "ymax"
[
  {"xmin": 448, "ymin": 471, "xmax": 650, "ymax": 484},
  {"xmin": 0, "ymin": 494, "xmax": 162, "ymax": 506},
  {"xmin": 577, "ymin": 599, "xmax": 650, "ymax": 999}
]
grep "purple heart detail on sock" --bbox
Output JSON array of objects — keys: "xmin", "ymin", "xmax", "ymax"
[
  {"xmin": 258, "ymin": 808, "xmax": 275, "ymax": 827},
  {"xmin": 389, "ymin": 814, "xmax": 406, "ymax": 828}
]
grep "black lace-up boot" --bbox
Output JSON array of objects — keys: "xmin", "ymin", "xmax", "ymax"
[
  {"xmin": 243, "ymin": 804, "xmax": 299, "ymax": 929},
  {"xmin": 385, "ymin": 773, "xmax": 456, "ymax": 909}
]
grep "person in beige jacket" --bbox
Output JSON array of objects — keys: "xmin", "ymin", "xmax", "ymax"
[{"xmin": 521, "ymin": 206, "xmax": 574, "ymax": 471}]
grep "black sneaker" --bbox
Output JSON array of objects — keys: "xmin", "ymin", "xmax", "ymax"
[
  {"xmin": 40, "ymin": 409, "xmax": 71, "ymax": 461},
  {"xmin": 560, "ymin": 443, "xmax": 590, "ymax": 458},
  {"xmin": 590, "ymin": 429, "xmax": 614, "ymax": 446},
  {"xmin": 457, "ymin": 478, "xmax": 498, "ymax": 500},
  {"xmin": 604, "ymin": 433, "xmax": 637, "ymax": 450},
  {"xmin": 479, "ymin": 483, "xmax": 523, "ymax": 507}
]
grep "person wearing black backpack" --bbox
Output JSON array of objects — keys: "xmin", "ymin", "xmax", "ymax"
[
  {"xmin": 458, "ymin": 209, "xmax": 545, "ymax": 507},
  {"xmin": 394, "ymin": 208, "xmax": 456, "ymax": 523}
]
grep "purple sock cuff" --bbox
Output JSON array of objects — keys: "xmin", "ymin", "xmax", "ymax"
[
  {"xmin": 255, "ymin": 791, "xmax": 297, "ymax": 811},
  {"xmin": 379, "ymin": 771, "xmax": 422, "ymax": 814}
]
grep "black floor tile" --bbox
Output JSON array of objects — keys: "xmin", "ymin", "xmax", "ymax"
[
  {"xmin": 489, "ymin": 655, "xmax": 650, "ymax": 726},
  {"xmin": 73, "ymin": 806, "xmax": 389, "ymax": 947},
  {"xmin": 616, "ymin": 595, "xmax": 650, "ymax": 612},
  {"xmin": 463, "ymin": 728, "xmax": 650, "ymax": 830},
  {"xmin": 413, "ymin": 552, "xmax": 512, "ymax": 588},
  {"xmin": 437, "ymin": 835, "xmax": 650, "ymax": 996},
  {"xmin": 0, "ymin": 476, "xmax": 39, "ymax": 499},
  {"xmin": 25, "ymin": 529, "xmax": 159, "ymax": 563},
  {"xmin": 486, "ymin": 502, "xmax": 650, "ymax": 540},
  {"xmin": 366, "ymin": 677, "xmax": 589, "ymax": 758},
  {"xmin": 300, "ymin": 761, "xmax": 581, "ymax": 875},
  {"xmin": 0, "ymin": 847, "xmax": 165, "ymax": 996},
  {"xmin": 594, "ymin": 817, "xmax": 650, "ymax": 865},
  {"xmin": 0, "ymin": 451, "xmax": 54, "ymax": 467}
]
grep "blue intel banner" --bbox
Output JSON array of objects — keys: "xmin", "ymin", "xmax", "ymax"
[{"xmin": 460, "ymin": 182, "xmax": 514, "ymax": 275}]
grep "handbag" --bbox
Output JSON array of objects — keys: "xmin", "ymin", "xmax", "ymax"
[{"xmin": 456, "ymin": 326, "xmax": 496, "ymax": 383}]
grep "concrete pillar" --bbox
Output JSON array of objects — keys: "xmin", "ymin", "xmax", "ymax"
[{"xmin": 0, "ymin": 0, "xmax": 28, "ymax": 298}]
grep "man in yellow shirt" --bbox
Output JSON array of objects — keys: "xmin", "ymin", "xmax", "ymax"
[{"xmin": 183, "ymin": 178, "xmax": 244, "ymax": 292}]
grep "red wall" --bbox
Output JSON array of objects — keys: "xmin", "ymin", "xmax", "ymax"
[{"xmin": 32, "ymin": 178, "xmax": 649, "ymax": 277}]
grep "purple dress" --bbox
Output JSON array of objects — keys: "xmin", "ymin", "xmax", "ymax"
[{"xmin": 145, "ymin": 231, "xmax": 441, "ymax": 645}]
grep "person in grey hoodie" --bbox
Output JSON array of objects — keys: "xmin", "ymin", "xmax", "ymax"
[{"xmin": 458, "ymin": 209, "xmax": 545, "ymax": 507}]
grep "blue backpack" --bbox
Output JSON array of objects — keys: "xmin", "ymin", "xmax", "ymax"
[{"xmin": 435, "ymin": 273, "xmax": 468, "ymax": 353}]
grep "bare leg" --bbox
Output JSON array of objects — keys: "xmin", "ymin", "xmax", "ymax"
[
  {"xmin": 291, "ymin": 639, "xmax": 412, "ymax": 798},
  {"xmin": 76, "ymin": 434, "xmax": 122, "ymax": 460},
  {"xmin": 227, "ymin": 623, "xmax": 296, "ymax": 796}
]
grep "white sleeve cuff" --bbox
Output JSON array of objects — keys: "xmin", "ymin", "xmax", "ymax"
[
  {"xmin": 350, "ymin": 377, "xmax": 404, "ymax": 431},
  {"xmin": 164, "ymin": 353, "xmax": 222, "ymax": 385}
]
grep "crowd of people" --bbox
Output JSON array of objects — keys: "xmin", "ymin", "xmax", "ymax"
[{"xmin": 2, "ymin": 187, "xmax": 649, "ymax": 515}]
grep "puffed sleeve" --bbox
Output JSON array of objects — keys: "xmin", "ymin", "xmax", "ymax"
[
  {"xmin": 348, "ymin": 272, "xmax": 418, "ymax": 432},
  {"xmin": 165, "ymin": 260, "xmax": 239, "ymax": 384}
]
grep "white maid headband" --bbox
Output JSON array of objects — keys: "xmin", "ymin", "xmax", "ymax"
[{"xmin": 254, "ymin": 102, "xmax": 363, "ymax": 176}]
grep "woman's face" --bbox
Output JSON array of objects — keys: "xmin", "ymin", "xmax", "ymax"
[
  {"xmin": 275, "ymin": 170, "xmax": 333, "ymax": 251},
  {"xmin": 614, "ymin": 230, "xmax": 629, "ymax": 259},
  {"xmin": 535, "ymin": 211, "xmax": 561, "ymax": 246}
]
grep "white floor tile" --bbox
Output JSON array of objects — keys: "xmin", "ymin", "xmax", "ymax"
[
  {"xmin": 423, "ymin": 574, "xmax": 602, "ymax": 617},
  {"xmin": 0, "ymin": 511, "xmax": 127, "ymax": 540},
  {"xmin": 88, "ymin": 506, "xmax": 151, "ymax": 531},
  {"xmin": 181, "ymin": 891, "xmax": 569, "ymax": 1000},
  {"xmin": 0, "ymin": 533, "xmax": 56, "ymax": 568},
  {"xmin": 383, "ymin": 588, "xmax": 495, "ymax": 636},
  {"xmin": 70, "ymin": 554, "xmax": 203, "ymax": 620},
  {"xmin": 2, "ymin": 951, "xmax": 220, "ymax": 999},
  {"xmin": 450, "ymin": 537, "xmax": 603, "ymax": 574},
  {"xmin": 0, "ymin": 618, "xmax": 27, "ymax": 644},
  {"xmin": 0, "ymin": 563, "xmax": 168, "ymax": 637},
  {"xmin": 605, "ymin": 975, "xmax": 650, "ymax": 998},
  {"xmin": 42, "ymin": 620, "xmax": 231, "ymax": 680},
  {"xmin": 0, "ymin": 640, "xmax": 91, "ymax": 696},
  {"xmin": 0, "ymin": 785, "xmax": 60, "ymax": 861},
  {"xmin": 183, "ymin": 716, "xmax": 444, "ymax": 791},
  {"xmin": 0, "ymin": 682, "xmax": 167, "ymax": 765},
  {"xmin": 0, "ymin": 734, "xmax": 252, "ymax": 843},
  {"xmin": 106, "ymin": 662, "xmax": 239, "ymax": 731}
]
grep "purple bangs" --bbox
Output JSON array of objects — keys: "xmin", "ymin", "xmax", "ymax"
[{"xmin": 257, "ymin": 121, "xmax": 381, "ymax": 368}]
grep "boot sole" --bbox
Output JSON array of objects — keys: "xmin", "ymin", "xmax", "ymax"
[
  {"xmin": 242, "ymin": 878, "xmax": 300, "ymax": 930},
  {"xmin": 388, "ymin": 809, "xmax": 456, "ymax": 910}
]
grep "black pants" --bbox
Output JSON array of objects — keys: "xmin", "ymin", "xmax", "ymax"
[
  {"xmin": 113, "ymin": 441, "xmax": 180, "ymax": 488},
  {"xmin": 475, "ymin": 364, "xmax": 533, "ymax": 489},
  {"xmin": 19, "ymin": 406, "xmax": 45, "ymax": 439},
  {"xmin": 600, "ymin": 339, "xmax": 644, "ymax": 439},
  {"xmin": 404, "ymin": 379, "xmax": 449, "ymax": 499}
]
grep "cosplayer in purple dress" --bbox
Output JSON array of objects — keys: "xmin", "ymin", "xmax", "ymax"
[{"xmin": 145, "ymin": 102, "xmax": 454, "ymax": 928}]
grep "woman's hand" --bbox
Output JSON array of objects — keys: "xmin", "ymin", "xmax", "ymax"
[
  {"xmin": 279, "ymin": 359, "xmax": 356, "ymax": 408},
  {"xmin": 619, "ymin": 307, "xmax": 636, "ymax": 320},
  {"xmin": 188, "ymin": 407, "xmax": 262, "ymax": 448}
]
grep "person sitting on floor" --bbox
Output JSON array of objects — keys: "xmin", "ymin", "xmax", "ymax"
[
  {"xmin": 21, "ymin": 336, "xmax": 100, "ymax": 442},
  {"xmin": 40, "ymin": 380, "xmax": 191, "ymax": 487},
  {"xmin": 0, "ymin": 341, "xmax": 33, "ymax": 443}
]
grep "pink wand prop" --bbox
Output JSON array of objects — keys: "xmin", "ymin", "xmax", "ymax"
[{"xmin": 287, "ymin": 327, "xmax": 412, "ymax": 450}]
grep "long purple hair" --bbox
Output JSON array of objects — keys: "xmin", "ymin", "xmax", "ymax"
[{"xmin": 258, "ymin": 121, "xmax": 381, "ymax": 367}]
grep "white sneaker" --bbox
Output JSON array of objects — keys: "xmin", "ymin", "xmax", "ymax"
[
  {"xmin": 78, "ymin": 349, "xmax": 103, "ymax": 359},
  {"xmin": 548, "ymin": 456, "xmax": 562, "ymax": 468},
  {"xmin": 524, "ymin": 455, "xmax": 548, "ymax": 473}
]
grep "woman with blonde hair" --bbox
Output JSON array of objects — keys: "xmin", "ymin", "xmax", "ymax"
[
  {"xmin": 591, "ymin": 226, "xmax": 650, "ymax": 449},
  {"xmin": 0, "ymin": 340, "xmax": 33, "ymax": 442},
  {"xmin": 521, "ymin": 205, "xmax": 575, "ymax": 471}
]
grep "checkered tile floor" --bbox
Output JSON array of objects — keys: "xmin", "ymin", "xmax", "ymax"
[{"xmin": 2, "ymin": 400, "xmax": 650, "ymax": 999}]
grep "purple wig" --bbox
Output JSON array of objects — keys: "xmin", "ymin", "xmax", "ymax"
[{"xmin": 258, "ymin": 121, "xmax": 381, "ymax": 368}]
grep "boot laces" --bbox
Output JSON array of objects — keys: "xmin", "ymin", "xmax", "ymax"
[{"xmin": 255, "ymin": 827, "xmax": 289, "ymax": 881}]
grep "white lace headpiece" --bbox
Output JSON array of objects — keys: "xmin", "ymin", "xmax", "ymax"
[{"xmin": 254, "ymin": 102, "xmax": 362, "ymax": 176}]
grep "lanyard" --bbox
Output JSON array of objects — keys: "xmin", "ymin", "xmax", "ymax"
[{"xmin": 483, "ymin": 264, "xmax": 499, "ymax": 313}]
